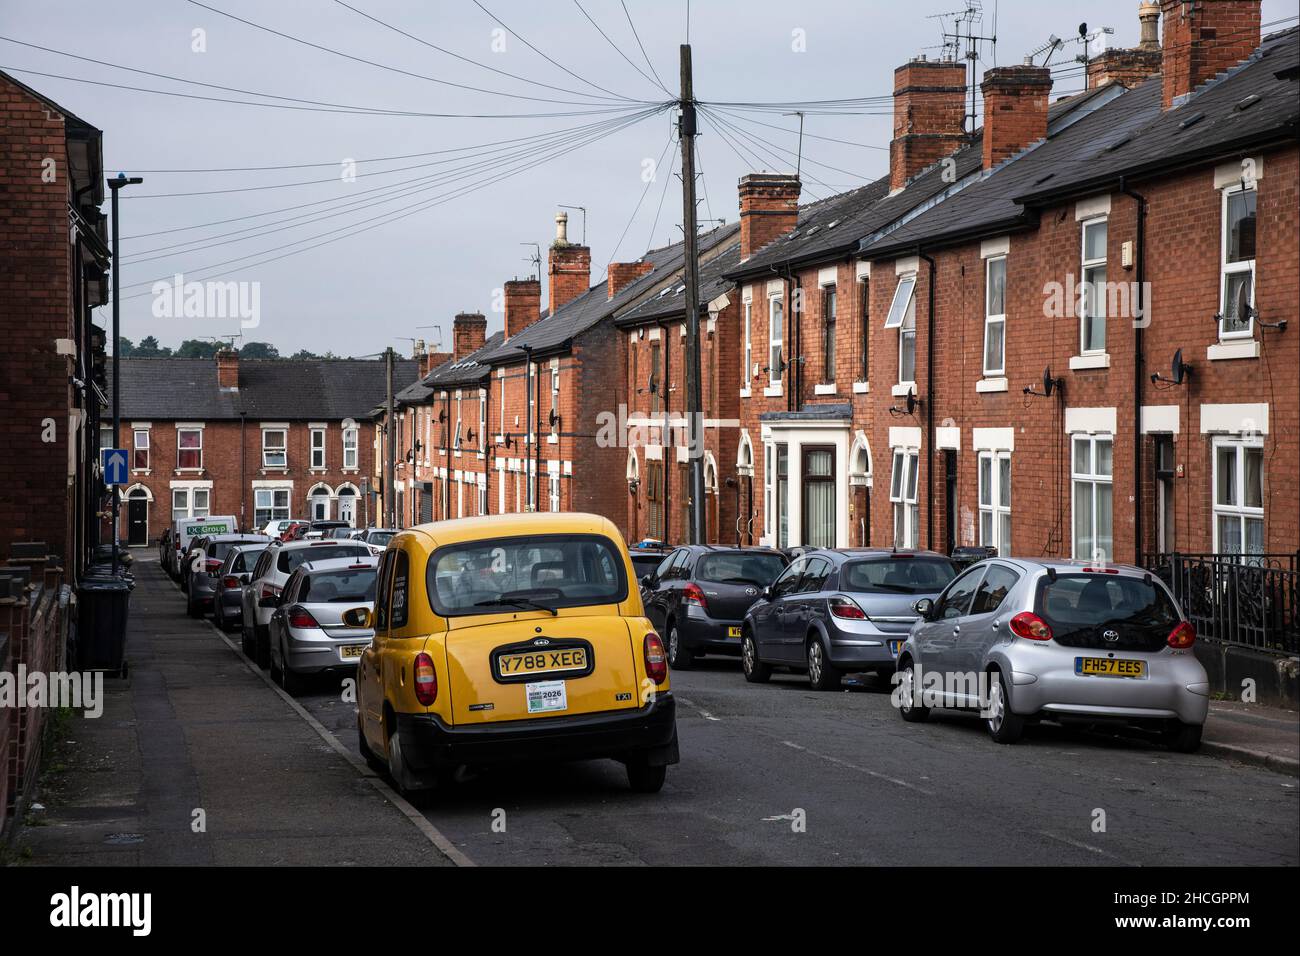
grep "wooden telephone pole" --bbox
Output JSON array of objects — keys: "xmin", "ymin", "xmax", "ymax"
[{"xmin": 680, "ymin": 44, "xmax": 705, "ymax": 545}]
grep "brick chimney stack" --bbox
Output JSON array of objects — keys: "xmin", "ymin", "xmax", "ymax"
[
  {"xmin": 504, "ymin": 277, "xmax": 542, "ymax": 340},
  {"xmin": 216, "ymin": 347, "xmax": 239, "ymax": 391},
  {"xmin": 738, "ymin": 173, "xmax": 801, "ymax": 260},
  {"xmin": 1087, "ymin": 1, "xmax": 1163, "ymax": 89},
  {"xmin": 607, "ymin": 260, "xmax": 655, "ymax": 300},
  {"xmin": 547, "ymin": 211, "xmax": 591, "ymax": 314},
  {"xmin": 980, "ymin": 65, "xmax": 1052, "ymax": 170},
  {"xmin": 1161, "ymin": 0, "xmax": 1261, "ymax": 109},
  {"xmin": 452, "ymin": 312, "xmax": 487, "ymax": 360},
  {"xmin": 889, "ymin": 56, "xmax": 968, "ymax": 191},
  {"xmin": 418, "ymin": 342, "xmax": 451, "ymax": 378}
]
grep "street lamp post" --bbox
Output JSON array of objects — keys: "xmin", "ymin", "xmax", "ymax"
[{"xmin": 108, "ymin": 173, "xmax": 143, "ymax": 575}]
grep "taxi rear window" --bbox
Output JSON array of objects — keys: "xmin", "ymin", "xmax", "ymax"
[{"xmin": 426, "ymin": 534, "xmax": 627, "ymax": 616}]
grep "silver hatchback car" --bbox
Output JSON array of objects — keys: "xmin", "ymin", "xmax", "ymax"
[
  {"xmin": 894, "ymin": 559, "xmax": 1208, "ymax": 752},
  {"xmin": 264, "ymin": 556, "xmax": 379, "ymax": 694}
]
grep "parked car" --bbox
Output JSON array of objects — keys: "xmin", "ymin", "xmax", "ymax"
[
  {"xmin": 185, "ymin": 533, "xmax": 272, "ymax": 617},
  {"xmin": 355, "ymin": 512, "xmax": 678, "ymax": 795},
  {"xmin": 742, "ymin": 549, "xmax": 958, "ymax": 690},
  {"xmin": 241, "ymin": 538, "xmax": 375, "ymax": 666},
  {"xmin": 628, "ymin": 545, "xmax": 672, "ymax": 587},
  {"xmin": 279, "ymin": 521, "xmax": 311, "ymax": 543},
  {"xmin": 641, "ymin": 545, "xmax": 789, "ymax": 668},
  {"xmin": 264, "ymin": 555, "xmax": 379, "ymax": 694},
  {"xmin": 169, "ymin": 515, "xmax": 238, "ymax": 584},
  {"xmin": 211, "ymin": 543, "xmax": 269, "ymax": 632},
  {"xmin": 261, "ymin": 518, "xmax": 309, "ymax": 540},
  {"xmin": 353, "ymin": 528, "xmax": 397, "ymax": 553},
  {"xmin": 894, "ymin": 559, "xmax": 1208, "ymax": 751}
]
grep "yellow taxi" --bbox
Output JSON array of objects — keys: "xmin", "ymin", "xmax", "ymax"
[{"xmin": 351, "ymin": 512, "xmax": 678, "ymax": 794}]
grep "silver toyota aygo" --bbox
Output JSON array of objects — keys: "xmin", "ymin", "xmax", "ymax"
[{"xmin": 894, "ymin": 559, "xmax": 1209, "ymax": 752}]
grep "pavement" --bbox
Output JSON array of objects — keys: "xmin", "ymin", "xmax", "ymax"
[
  {"xmin": 8, "ymin": 554, "xmax": 1298, "ymax": 867},
  {"xmin": 10, "ymin": 555, "xmax": 455, "ymax": 866}
]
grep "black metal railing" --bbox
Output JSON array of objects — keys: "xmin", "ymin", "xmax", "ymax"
[{"xmin": 1142, "ymin": 552, "xmax": 1299, "ymax": 655}]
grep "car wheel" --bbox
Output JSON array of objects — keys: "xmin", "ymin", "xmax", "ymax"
[
  {"xmin": 741, "ymin": 631, "xmax": 771, "ymax": 683},
  {"xmin": 386, "ymin": 728, "xmax": 421, "ymax": 796},
  {"xmin": 1162, "ymin": 721, "xmax": 1203, "ymax": 754},
  {"xmin": 280, "ymin": 655, "xmax": 302, "ymax": 696},
  {"xmin": 625, "ymin": 756, "xmax": 667, "ymax": 794},
  {"xmin": 984, "ymin": 670, "xmax": 1024, "ymax": 744},
  {"xmin": 897, "ymin": 659, "xmax": 930, "ymax": 723},
  {"xmin": 666, "ymin": 624, "xmax": 694, "ymax": 670},
  {"xmin": 807, "ymin": 638, "xmax": 840, "ymax": 691}
]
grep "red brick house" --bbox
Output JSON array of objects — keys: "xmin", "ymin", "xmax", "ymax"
[
  {"xmin": 107, "ymin": 349, "xmax": 416, "ymax": 539},
  {"xmin": 0, "ymin": 70, "xmax": 110, "ymax": 572}
]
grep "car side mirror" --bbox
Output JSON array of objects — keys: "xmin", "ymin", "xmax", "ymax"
[
  {"xmin": 912, "ymin": 598, "xmax": 934, "ymax": 620},
  {"xmin": 341, "ymin": 606, "xmax": 372, "ymax": 629},
  {"xmin": 762, "ymin": 585, "xmax": 773, "ymax": 601},
  {"xmin": 640, "ymin": 574, "xmax": 653, "ymax": 589}
]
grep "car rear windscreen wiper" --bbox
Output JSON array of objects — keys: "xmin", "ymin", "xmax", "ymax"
[{"xmin": 474, "ymin": 589, "xmax": 561, "ymax": 615}]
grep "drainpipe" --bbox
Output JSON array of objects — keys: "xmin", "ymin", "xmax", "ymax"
[
  {"xmin": 239, "ymin": 412, "xmax": 246, "ymax": 530},
  {"xmin": 521, "ymin": 346, "xmax": 534, "ymax": 510},
  {"xmin": 917, "ymin": 247, "xmax": 936, "ymax": 551},
  {"xmin": 1119, "ymin": 176, "xmax": 1146, "ymax": 563},
  {"xmin": 658, "ymin": 319, "xmax": 671, "ymax": 541}
]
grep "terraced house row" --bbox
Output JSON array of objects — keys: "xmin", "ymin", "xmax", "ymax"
[{"xmin": 384, "ymin": 1, "xmax": 1298, "ymax": 572}]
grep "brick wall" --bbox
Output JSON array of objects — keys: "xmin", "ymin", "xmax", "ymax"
[{"xmin": 1161, "ymin": 0, "xmax": 1262, "ymax": 108}]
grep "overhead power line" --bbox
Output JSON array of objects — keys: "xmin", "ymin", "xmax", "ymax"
[{"xmin": 573, "ymin": 0, "xmax": 671, "ymax": 96}]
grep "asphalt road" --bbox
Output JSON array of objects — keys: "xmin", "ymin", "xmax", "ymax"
[{"xmin": 294, "ymin": 657, "xmax": 1299, "ymax": 867}]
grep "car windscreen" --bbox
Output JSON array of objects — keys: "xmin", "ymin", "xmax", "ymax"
[
  {"xmin": 367, "ymin": 532, "xmax": 395, "ymax": 547},
  {"xmin": 230, "ymin": 548, "xmax": 266, "ymax": 573},
  {"xmin": 840, "ymin": 557, "xmax": 957, "ymax": 594},
  {"xmin": 300, "ymin": 568, "xmax": 377, "ymax": 603},
  {"xmin": 1035, "ymin": 573, "xmax": 1179, "ymax": 649},
  {"xmin": 695, "ymin": 551, "xmax": 787, "ymax": 586},
  {"xmin": 427, "ymin": 534, "xmax": 627, "ymax": 616},
  {"xmin": 278, "ymin": 545, "xmax": 370, "ymax": 574}
]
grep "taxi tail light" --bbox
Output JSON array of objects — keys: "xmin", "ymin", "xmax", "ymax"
[
  {"xmin": 644, "ymin": 633, "xmax": 668, "ymax": 684},
  {"xmin": 682, "ymin": 582, "xmax": 708, "ymax": 610},
  {"xmin": 1009, "ymin": 612, "xmax": 1053, "ymax": 641},
  {"xmin": 286, "ymin": 606, "xmax": 319, "ymax": 629},
  {"xmin": 413, "ymin": 652, "xmax": 438, "ymax": 705},
  {"xmin": 1167, "ymin": 621, "xmax": 1196, "ymax": 649},
  {"xmin": 829, "ymin": 596, "xmax": 867, "ymax": 619}
]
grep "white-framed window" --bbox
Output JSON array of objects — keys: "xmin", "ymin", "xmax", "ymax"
[
  {"xmin": 342, "ymin": 426, "xmax": 358, "ymax": 469},
  {"xmin": 477, "ymin": 389, "xmax": 486, "ymax": 452},
  {"xmin": 423, "ymin": 408, "xmax": 431, "ymax": 464},
  {"xmin": 99, "ymin": 425, "xmax": 114, "ymax": 452},
  {"xmin": 1080, "ymin": 218, "xmax": 1108, "ymax": 354},
  {"xmin": 177, "ymin": 428, "xmax": 203, "ymax": 470},
  {"xmin": 763, "ymin": 444, "xmax": 774, "ymax": 543},
  {"xmin": 549, "ymin": 472, "xmax": 561, "ymax": 512},
  {"xmin": 884, "ymin": 275, "xmax": 917, "ymax": 385},
  {"xmin": 742, "ymin": 300, "xmax": 753, "ymax": 392},
  {"xmin": 254, "ymin": 488, "xmax": 290, "ymax": 527},
  {"xmin": 983, "ymin": 256, "xmax": 1007, "ymax": 376},
  {"xmin": 550, "ymin": 365, "xmax": 560, "ymax": 435},
  {"xmin": 768, "ymin": 294, "xmax": 784, "ymax": 384},
  {"xmin": 1071, "ymin": 435, "xmax": 1113, "ymax": 561},
  {"xmin": 262, "ymin": 428, "xmax": 287, "ymax": 469},
  {"xmin": 453, "ymin": 396, "xmax": 462, "ymax": 452},
  {"xmin": 889, "ymin": 449, "xmax": 920, "ymax": 549},
  {"xmin": 132, "ymin": 428, "xmax": 150, "ymax": 470},
  {"xmin": 478, "ymin": 478, "xmax": 488, "ymax": 516},
  {"xmin": 498, "ymin": 370, "xmax": 506, "ymax": 435},
  {"xmin": 1213, "ymin": 438, "xmax": 1264, "ymax": 555},
  {"xmin": 1219, "ymin": 183, "xmax": 1257, "ymax": 339},
  {"xmin": 310, "ymin": 427, "xmax": 326, "ymax": 469},
  {"xmin": 172, "ymin": 487, "xmax": 210, "ymax": 521},
  {"xmin": 821, "ymin": 284, "xmax": 837, "ymax": 383},
  {"xmin": 978, "ymin": 451, "xmax": 1011, "ymax": 555}
]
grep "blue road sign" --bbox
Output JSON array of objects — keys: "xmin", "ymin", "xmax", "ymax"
[{"xmin": 102, "ymin": 447, "xmax": 129, "ymax": 485}]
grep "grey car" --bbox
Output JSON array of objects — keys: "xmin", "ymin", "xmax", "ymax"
[
  {"xmin": 895, "ymin": 558, "xmax": 1209, "ymax": 751},
  {"xmin": 742, "ymin": 549, "xmax": 957, "ymax": 690},
  {"xmin": 210, "ymin": 544, "xmax": 268, "ymax": 632},
  {"xmin": 185, "ymin": 533, "xmax": 271, "ymax": 618},
  {"xmin": 264, "ymin": 556, "xmax": 378, "ymax": 694}
]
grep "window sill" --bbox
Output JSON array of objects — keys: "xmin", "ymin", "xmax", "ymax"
[
  {"xmin": 1207, "ymin": 339, "xmax": 1260, "ymax": 361},
  {"xmin": 762, "ymin": 385, "xmax": 783, "ymax": 398},
  {"xmin": 547, "ymin": 435, "xmax": 558, "ymax": 445},
  {"xmin": 852, "ymin": 381, "xmax": 869, "ymax": 394},
  {"xmin": 131, "ymin": 469, "xmax": 152, "ymax": 476},
  {"xmin": 739, "ymin": 388, "xmax": 752, "ymax": 399},
  {"xmin": 976, "ymin": 377, "xmax": 1008, "ymax": 393},
  {"xmin": 1069, "ymin": 353, "xmax": 1111, "ymax": 371},
  {"xmin": 814, "ymin": 383, "xmax": 838, "ymax": 396},
  {"xmin": 891, "ymin": 383, "xmax": 916, "ymax": 397}
]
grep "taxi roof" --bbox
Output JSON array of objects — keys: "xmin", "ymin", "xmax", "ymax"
[{"xmin": 398, "ymin": 512, "xmax": 622, "ymax": 550}]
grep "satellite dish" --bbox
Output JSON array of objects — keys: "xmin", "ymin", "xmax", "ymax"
[
  {"xmin": 1232, "ymin": 282, "xmax": 1254, "ymax": 325},
  {"xmin": 905, "ymin": 388, "xmax": 919, "ymax": 416},
  {"xmin": 647, "ymin": 371, "xmax": 658, "ymax": 394},
  {"xmin": 1043, "ymin": 366, "xmax": 1056, "ymax": 398},
  {"xmin": 1172, "ymin": 349, "xmax": 1192, "ymax": 384}
]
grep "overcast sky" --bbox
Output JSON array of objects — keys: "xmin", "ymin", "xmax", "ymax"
[{"xmin": 4, "ymin": 0, "xmax": 1296, "ymax": 357}]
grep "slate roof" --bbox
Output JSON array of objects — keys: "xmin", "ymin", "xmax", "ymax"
[
  {"xmin": 615, "ymin": 240, "xmax": 743, "ymax": 326},
  {"xmin": 481, "ymin": 222, "xmax": 740, "ymax": 364},
  {"xmin": 395, "ymin": 330, "xmax": 505, "ymax": 404},
  {"xmin": 862, "ymin": 28, "xmax": 1299, "ymax": 258},
  {"xmin": 110, "ymin": 357, "xmax": 418, "ymax": 420}
]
